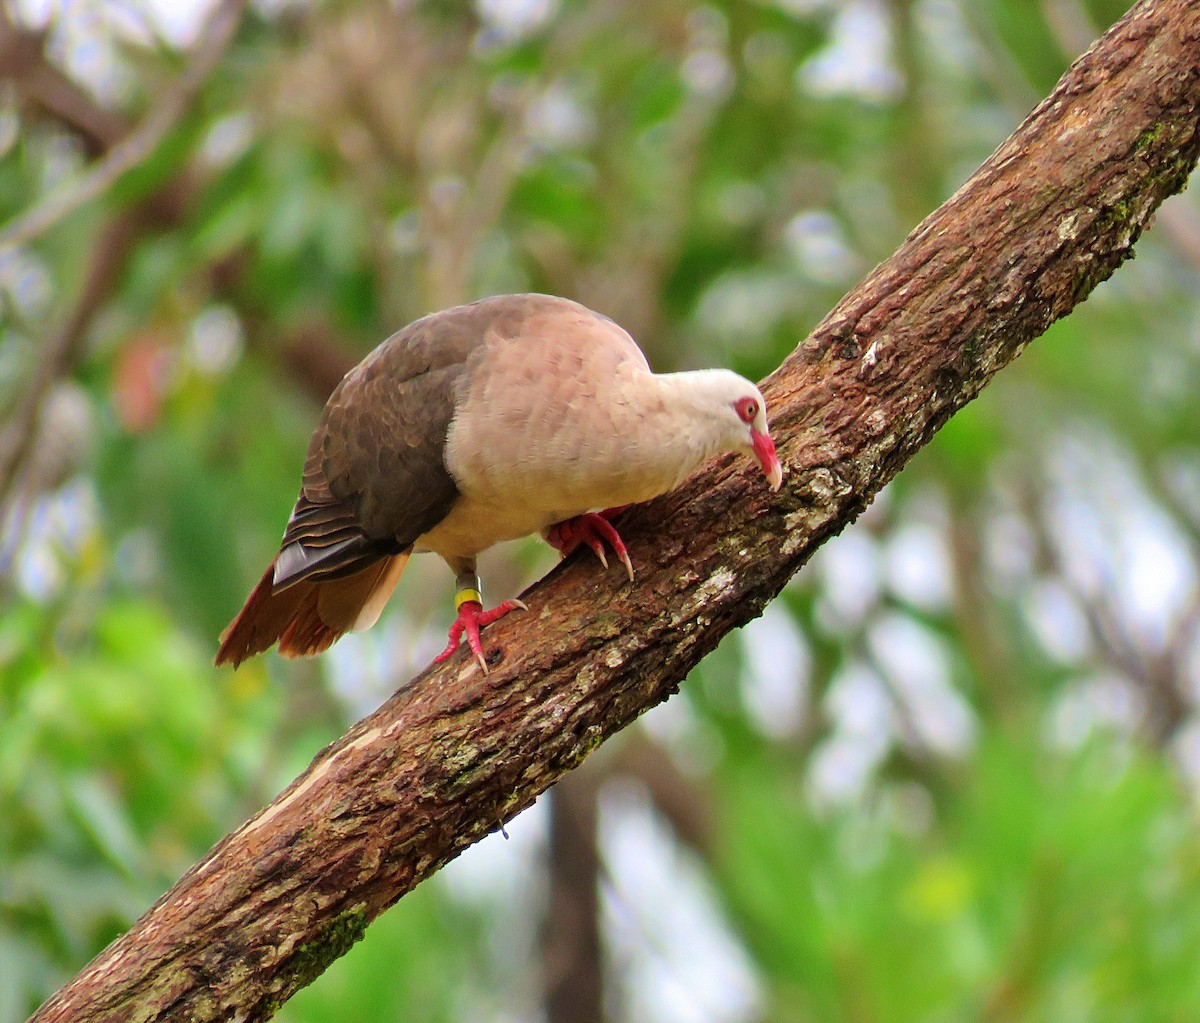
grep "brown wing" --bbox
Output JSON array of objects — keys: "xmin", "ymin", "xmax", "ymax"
[
  {"xmin": 214, "ymin": 306, "xmax": 488, "ymax": 667},
  {"xmin": 271, "ymin": 304, "xmax": 492, "ymax": 589}
]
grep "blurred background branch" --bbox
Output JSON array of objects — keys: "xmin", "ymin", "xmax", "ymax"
[
  {"xmin": 0, "ymin": 0, "xmax": 245, "ymax": 251},
  {"xmin": 0, "ymin": 0, "xmax": 247, "ymax": 575}
]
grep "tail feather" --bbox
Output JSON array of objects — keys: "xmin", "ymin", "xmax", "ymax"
[
  {"xmin": 215, "ymin": 551, "xmax": 410, "ymax": 667},
  {"xmin": 320, "ymin": 551, "xmax": 409, "ymax": 633}
]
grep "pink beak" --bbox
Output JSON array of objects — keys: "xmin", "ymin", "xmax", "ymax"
[{"xmin": 751, "ymin": 430, "xmax": 783, "ymax": 491}]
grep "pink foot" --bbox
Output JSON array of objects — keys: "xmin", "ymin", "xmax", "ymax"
[
  {"xmin": 434, "ymin": 599, "xmax": 527, "ymax": 673},
  {"xmin": 545, "ymin": 507, "xmax": 635, "ymax": 581}
]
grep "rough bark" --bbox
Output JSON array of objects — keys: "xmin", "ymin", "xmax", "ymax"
[{"xmin": 32, "ymin": 1, "xmax": 1200, "ymax": 1020}]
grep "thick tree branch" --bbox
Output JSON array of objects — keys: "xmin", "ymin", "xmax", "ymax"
[{"xmin": 32, "ymin": 1, "xmax": 1200, "ymax": 1020}]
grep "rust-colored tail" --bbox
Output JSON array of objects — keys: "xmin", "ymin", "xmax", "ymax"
[{"xmin": 215, "ymin": 552, "xmax": 410, "ymax": 667}]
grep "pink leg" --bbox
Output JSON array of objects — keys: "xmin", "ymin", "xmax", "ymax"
[
  {"xmin": 434, "ymin": 599, "xmax": 527, "ymax": 673},
  {"xmin": 545, "ymin": 507, "xmax": 635, "ymax": 581}
]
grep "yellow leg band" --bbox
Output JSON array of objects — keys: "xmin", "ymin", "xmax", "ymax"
[{"xmin": 455, "ymin": 587, "xmax": 483, "ymax": 609}]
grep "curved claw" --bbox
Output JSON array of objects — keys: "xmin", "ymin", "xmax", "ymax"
[
  {"xmin": 434, "ymin": 598, "xmax": 527, "ymax": 674},
  {"xmin": 546, "ymin": 510, "xmax": 635, "ymax": 582}
]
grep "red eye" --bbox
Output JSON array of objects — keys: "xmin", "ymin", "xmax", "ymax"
[{"xmin": 736, "ymin": 397, "xmax": 759, "ymax": 423}]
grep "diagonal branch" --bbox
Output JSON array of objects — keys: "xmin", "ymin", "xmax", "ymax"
[{"xmin": 31, "ymin": 1, "xmax": 1200, "ymax": 1020}]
